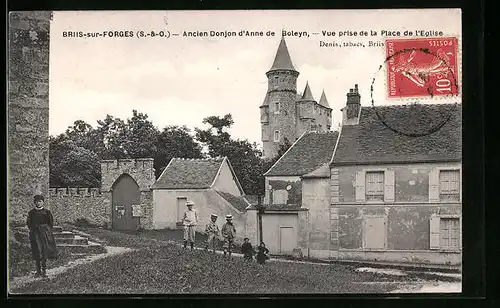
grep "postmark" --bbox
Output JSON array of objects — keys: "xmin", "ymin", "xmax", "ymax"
[
  {"xmin": 386, "ymin": 37, "xmax": 459, "ymax": 98},
  {"xmin": 370, "ymin": 37, "xmax": 460, "ymax": 137}
]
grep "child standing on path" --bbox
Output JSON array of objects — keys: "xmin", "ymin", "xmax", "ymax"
[
  {"xmin": 204, "ymin": 214, "xmax": 220, "ymax": 253},
  {"xmin": 221, "ymin": 215, "xmax": 236, "ymax": 257},
  {"xmin": 241, "ymin": 238, "xmax": 254, "ymax": 261},
  {"xmin": 27, "ymin": 195, "xmax": 58, "ymax": 278},
  {"xmin": 182, "ymin": 201, "xmax": 198, "ymax": 250},
  {"xmin": 256, "ymin": 242, "xmax": 270, "ymax": 265}
]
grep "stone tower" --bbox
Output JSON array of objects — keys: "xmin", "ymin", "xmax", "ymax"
[
  {"xmin": 260, "ymin": 37, "xmax": 300, "ymax": 158},
  {"xmin": 8, "ymin": 12, "xmax": 52, "ymax": 223}
]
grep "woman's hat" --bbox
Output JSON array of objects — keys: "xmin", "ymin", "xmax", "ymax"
[
  {"xmin": 186, "ymin": 201, "xmax": 194, "ymax": 206},
  {"xmin": 225, "ymin": 214, "xmax": 233, "ymax": 219}
]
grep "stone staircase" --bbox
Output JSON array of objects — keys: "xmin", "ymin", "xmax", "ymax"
[{"xmin": 14, "ymin": 226, "xmax": 106, "ymax": 255}]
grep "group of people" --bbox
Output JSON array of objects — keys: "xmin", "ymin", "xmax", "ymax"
[
  {"xmin": 23, "ymin": 195, "xmax": 271, "ymax": 279},
  {"xmin": 182, "ymin": 200, "xmax": 270, "ymax": 264}
]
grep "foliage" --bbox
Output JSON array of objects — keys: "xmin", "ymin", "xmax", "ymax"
[
  {"xmin": 195, "ymin": 114, "xmax": 266, "ymax": 195},
  {"xmin": 49, "ymin": 111, "xmax": 290, "ymax": 193},
  {"xmin": 49, "ymin": 110, "xmax": 202, "ymax": 187}
]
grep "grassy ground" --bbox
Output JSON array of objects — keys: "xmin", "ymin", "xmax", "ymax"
[
  {"xmin": 69, "ymin": 226, "xmax": 244, "ymax": 252},
  {"xmin": 12, "ymin": 243, "xmax": 406, "ymax": 294},
  {"xmin": 8, "ymin": 240, "xmax": 83, "ymax": 278},
  {"xmin": 10, "ymin": 226, "xmax": 436, "ymax": 294}
]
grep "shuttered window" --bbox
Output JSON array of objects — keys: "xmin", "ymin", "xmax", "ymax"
[
  {"xmin": 365, "ymin": 171, "xmax": 384, "ymax": 201},
  {"xmin": 439, "ymin": 170, "xmax": 460, "ymax": 201},
  {"xmin": 440, "ymin": 218, "xmax": 460, "ymax": 249}
]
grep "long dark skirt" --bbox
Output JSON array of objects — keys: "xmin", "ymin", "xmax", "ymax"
[{"xmin": 30, "ymin": 224, "xmax": 58, "ymax": 261}]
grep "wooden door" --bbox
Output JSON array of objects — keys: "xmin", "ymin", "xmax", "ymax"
[
  {"xmin": 363, "ymin": 216, "xmax": 386, "ymax": 249},
  {"xmin": 112, "ymin": 174, "xmax": 140, "ymax": 231},
  {"xmin": 279, "ymin": 226, "xmax": 296, "ymax": 254}
]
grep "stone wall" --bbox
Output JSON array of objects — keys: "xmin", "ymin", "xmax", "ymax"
[
  {"xmin": 101, "ymin": 158, "xmax": 155, "ymax": 192},
  {"xmin": 8, "ymin": 12, "xmax": 52, "ymax": 223},
  {"xmin": 330, "ymin": 162, "xmax": 462, "ymax": 264},
  {"xmin": 47, "ymin": 187, "xmax": 110, "ymax": 227}
]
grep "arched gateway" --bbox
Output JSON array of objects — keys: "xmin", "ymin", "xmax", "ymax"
[{"xmin": 112, "ymin": 173, "xmax": 140, "ymax": 231}]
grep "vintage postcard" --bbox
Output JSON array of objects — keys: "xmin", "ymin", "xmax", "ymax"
[{"xmin": 8, "ymin": 9, "xmax": 462, "ymax": 294}]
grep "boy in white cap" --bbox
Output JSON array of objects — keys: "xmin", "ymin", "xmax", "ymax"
[
  {"xmin": 221, "ymin": 214, "xmax": 236, "ymax": 257},
  {"xmin": 204, "ymin": 214, "xmax": 220, "ymax": 253},
  {"xmin": 182, "ymin": 200, "xmax": 198, "ymax": 250}
]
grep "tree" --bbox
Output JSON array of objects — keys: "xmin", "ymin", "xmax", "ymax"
[
  {"xmin": 49, "ymin": 110, "xmax": 203, "ymax": 187},
  {"xmin": 49, "ymin": 137, "xmax": 101, "ymax": 187},
  {"xmin": 154, "ymin": 125, "xmax": 203, "ymax": 178},
  {"xmin": 195, "ymin": 114, "xmax": 265, "ymax": 195}
]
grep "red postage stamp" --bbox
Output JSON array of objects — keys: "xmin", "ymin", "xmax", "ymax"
[{"xmin": 386, "ymin": 37, "xmax": 459, "ymax": 98}]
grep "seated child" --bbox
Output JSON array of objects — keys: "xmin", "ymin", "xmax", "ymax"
[{"xmin": 241, "ymin": 237, "xmax": 254, "ymax": 261}]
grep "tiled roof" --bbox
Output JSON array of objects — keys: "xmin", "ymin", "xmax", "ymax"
[
  {"xmin": 243, "ymin": 195, "xmax": 262, "ymax": 206},
  {"xmin": 319, "ymin": 90, "xmax": 330, "ymax": 108},
  {"xmin": 301, "ymin": 82, "xmax": 315, "ymax": 101},
  {"xmin": 332, "ymin": 104, "xmax": 462, "ymax": 165},
  {"xmin": 246, "ymin": 204, "xmax": 307, "ymax": 211},
  {"xmin": 269, "ymin": 37, "xmax": 296, "ymax": 71},
  {"xmin": 215, "ymin": 191, "xmax": 249, "ymax": 212},
  {"xmin": 152, "ymin": 158, "xmax": 224, "ymax": 189},
  {"xmin": 265, "ymin": 131, "xmax": 339, "ymax": 176},
  {"xmin": 260, "ymin": 92, "xmax": 270, "ymax": 107},
  {"xmin": 301, "ymin": 163, "xmax": 330, "ymax": 178}
]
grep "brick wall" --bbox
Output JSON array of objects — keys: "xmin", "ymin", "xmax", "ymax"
[{"xmin": 8, "ymin": 11, "xmax": 52, "ymax": 223}]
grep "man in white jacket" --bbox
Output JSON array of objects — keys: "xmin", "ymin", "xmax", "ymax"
[{"xmin": 182, "ymin": 201, "xmax": 198, "ymax": 250}]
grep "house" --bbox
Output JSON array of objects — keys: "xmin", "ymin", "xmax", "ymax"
[
  {"xmin": 330, "ymin": 86, "xmax": 462, "ymax": 265},
  {"xmin": 260, "ymin": 37, "xmax": 333, "ymax": 158},
  {"xmin": 151, "ymin": 157, "xmax": 249, "ymax": 242},
  {"xmin": 245, "ymin": 131, "xmax": 339, "ymax": 256}
]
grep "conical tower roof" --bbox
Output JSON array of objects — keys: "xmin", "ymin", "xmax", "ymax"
[
  {"xmin": 319, "ymin": 90, "xmax": 330, "ymax": 107},
  {"xmin": 269, "ymin": 36, "xmax": 296, "ymax": 71},
  {"xmin": 301, "ymin": 82, "xmax": 315, "ymax": 101}
]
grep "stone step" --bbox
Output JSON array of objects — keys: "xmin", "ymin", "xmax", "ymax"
[
  {"xmin": 53, "ymin": 231, "xmax": 77, "ymax": 239},
  {"xmin": 57, "ymin": 241, "xmax": 107, "ymax": 254},
  {"xmin": 56, "ymin": 235, "xmax": 89, "ymax": 245},
  {"xmin": 52, "ymin": 226, "xmax": 63, "ymax": 233}
]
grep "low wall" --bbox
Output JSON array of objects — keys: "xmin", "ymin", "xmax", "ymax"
[{"xmin": 48, "ymin": 187, "xmax": 110, "ymax": 228}]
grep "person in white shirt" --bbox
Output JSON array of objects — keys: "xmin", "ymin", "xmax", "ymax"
[{"xmin": 182, "ymin": 201, "xmax": 198, "ymax": 250}]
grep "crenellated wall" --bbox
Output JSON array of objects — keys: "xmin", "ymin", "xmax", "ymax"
[
  {"xmin": 46, "ymin": 158, "xmax": 156, "ymax": 230},
  {"xmin": 47, "ymin": 187, "xmax": 110, "ymax": 227}
]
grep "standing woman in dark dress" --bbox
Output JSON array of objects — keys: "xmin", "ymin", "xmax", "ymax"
[{"xmin": 27, "ymin": 195, "xmax": 58, "ymax": 278}]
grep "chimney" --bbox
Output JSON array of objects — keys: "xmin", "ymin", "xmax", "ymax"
[
  {"xmin": 346, "ymin": 84, "xmax": 361, "ymax": 119},
  {"xmin": 342, "ymin": 84, "xmax": 361, "ymax": 125}
]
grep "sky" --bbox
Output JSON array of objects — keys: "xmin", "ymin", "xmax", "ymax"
[{"xmin": 49, "ymin": 9, "xmax": 461, "ymax": 146}]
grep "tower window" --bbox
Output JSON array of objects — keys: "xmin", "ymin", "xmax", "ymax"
[
  {"xmin": 274, "ymin": 130, "xmax": 280, "ymax": 142},
  {"xmin": 274, "ymin": 102, "xmax": 280, "ymax": 114}
]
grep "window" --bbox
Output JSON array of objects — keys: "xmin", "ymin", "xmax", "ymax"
[
  {"xmin": 274, "ymin": 130, "xmax": 280, "ymax": 142},
  {"xmin": 274, "ymin": 102, "xmax": 280, "ymax": 114},
  {"xmin": 365, "ymin": 171, "xmax": 384, "ymax": 201},
  {"xmin": 439, "ymin": 170, "xmax": 460, "ymax": 201},
  {"xmin": 430, "ymin": 215, "xmax": 461, "ymax": 250},
  {"xmin": 440, "ymin": 218, "xmax": 460, "ymax": 249}
]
